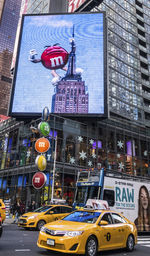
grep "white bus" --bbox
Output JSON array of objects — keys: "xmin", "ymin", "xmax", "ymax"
[{"xmin": 73, "ymin": 169, "xmax": 150, "ymax": 232}]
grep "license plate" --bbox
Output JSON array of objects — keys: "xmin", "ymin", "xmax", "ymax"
[{"xmin": 47, "ymin": 239, "xmax": 55, "ymax": 246}]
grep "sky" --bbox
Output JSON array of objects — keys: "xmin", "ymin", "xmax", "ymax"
[{"xmin": 12, "ymin": 12, "xmax": 104, "ymax": 115}]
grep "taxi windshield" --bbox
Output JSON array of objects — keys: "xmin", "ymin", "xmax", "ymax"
[
  {"xmin": 34, "ymin": 205, "xmax": 52, "ymax": 212},
  {"xmin": 62, "ymin": 211, "xmax": 101, "ymax": 223}
]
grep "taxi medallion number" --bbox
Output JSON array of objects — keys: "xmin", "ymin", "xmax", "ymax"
[{"xmin": 47, "ymin": 239, "xmax": 55, "ymax": 246}]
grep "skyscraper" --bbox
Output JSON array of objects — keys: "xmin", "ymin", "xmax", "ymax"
[
  {"xmin": 70, "ymin": 0, "xmax": 150, "ymax": 127},
  {"xmin": 53, "ymin": 27, "xmax": 88, "ymax": 114},
  {"xmin": 0, "ymin": 0, "xmax": 22, "ymax": 115},
  {"xmin": 26, "ymin": 0, "xmax": 68, "ymax": 14}
]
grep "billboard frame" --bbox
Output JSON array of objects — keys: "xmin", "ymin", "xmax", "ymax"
[{"xmin": 8, "ymin": 11, "xmax": 108, "ymax": 120}]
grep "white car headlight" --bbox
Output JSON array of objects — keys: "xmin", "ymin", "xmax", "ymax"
[
  {"xmin": 64, "ymin": 231, "xmax": 84, "ymax": 237},
  {"xmin": 28, "ymin": 216, "xmax": 35, "ymax": 220}
]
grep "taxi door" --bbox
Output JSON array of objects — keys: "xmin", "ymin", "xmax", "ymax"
[
  {"xmin": 44, "ymin": 206, "xmax": 62, "ymax": 223},
  {"xmin": 110, "ymin": 212, "xmax": 127, "ymax": 247},
  {"xmin": 97, "ymin": 213, "xmax": 117, "ymax": 250}
]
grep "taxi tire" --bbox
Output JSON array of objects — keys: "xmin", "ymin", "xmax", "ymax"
[
  {"xmin": 126, "ymin": 234, "xmax": 134, "ymax": 252},
  {"xmin": 37, "ymin": 220, "xmax": 46, "ymax": 231},
  {"xmin": 85, "ymin": 236, "xmax": 98, "ymax": 256}
]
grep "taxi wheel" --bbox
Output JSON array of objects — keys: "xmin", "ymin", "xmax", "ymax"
[
  {"xmin": 126, "ymin": 234, "xmax": 134, "ymax": 252},
  {"xmin": 37, "ymin": 220, "xmax": 46, "ymax": 231},
  {"xmin": 85, "ymin": 236, "xmax": 98, "ymax": 256}
]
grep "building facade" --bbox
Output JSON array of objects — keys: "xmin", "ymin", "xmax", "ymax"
[
  {"xmin": 73, "ymin": 0, "xmax": 150, "ymax": 126},
  {"xmin": 0, "ymin": 0, "xmax": 150, "ymax": 209},
  {"xmin": 0, "ymin": 0, "xmax": 22, "ymax": 115}
]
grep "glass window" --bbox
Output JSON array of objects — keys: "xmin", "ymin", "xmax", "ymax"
[
  {"xmin": 51, "ymin": 206, "xmax": 61, "ymax": 214},
  {"xmin": 65, "ymin": 136, "xmax": 75, "ymax": 164},
  {"xmin": 34, "ymin": 205, "xmax": 52, "ymax": 213},
  {"xmin": 111, "ymin": 213, "xmax": 126, "ymax": 223},
  {"xmin": 100, "ymin": 213, "xmax": 113, "ymax": 224},
  {"xmin": 61, "ymin": 206, "xmax": 72, "ymax": 213},
  {"xmin": 103, "ymin": 189, "xmax": 115, "ymax": 207}
]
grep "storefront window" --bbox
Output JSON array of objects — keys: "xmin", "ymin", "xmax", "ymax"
[
  {"xmin": 107, "ymin": 152, "xmax": 117, "ymax": 170},
  {"xmin": 63, "ymin": 173, "xmax": 76, "ymax": 206},
  {"xmin": 116, "ymin": 132, "xmax": 124, "ymax": 153},
  {"xmin": 141, "ymin": 160, "xmax": 148, "ymax": 177},
  {"xmin": 125, "ymin": 155, "xmax": 133, "ymax": 174},
  {"xmin": 53, "ymin": 169, "xmax": 63, "ymax": 200},
  {"xmin": 65, "ymin": 136, "xmax": 75, "ymax": 164},
  {"xmin": 87, "ymin": 138, "xmax": 97, "ymax": 168},
  {"xmin": 97, "ymin": 148, "xmax": 107, "ymax": 169},
  {"xmin": 141, "ymin": 139, "xmax": 148, "ymax": 159},
  {"xmin": 133, "ymin": 157, "xmax": 141, "ymax": 176},
  {"xmin": 56, "ymin": 138, "xmax": 63, "ymax": 162},
  {"xmin": 76, "ymin": 136, "xmax": 87, "ymax": 167},
  {"xmin": 132, "ymin": 138, "xmax": 139, "ymax": 157},
  {"xmin": 107, "ymin": 130, "xmax": 115, "ymax": 151},
  {"xmin": 117, "ymin": 154, "xmax": 125, "ymax": 172}
]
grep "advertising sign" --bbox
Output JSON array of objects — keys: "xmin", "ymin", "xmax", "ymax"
[
  {"xmin": 38, "ymin": 122, "xmax": 50, "ymax": 136},
  {"xmin": 104, "ymin": 177, "xmax": 150, "ymax": 231},
  {"xmin": 35, "ymin": 155, "xmax": 47, "ymax": 171},
  {"xmin": 32, "ymin": 172, "xmax": 47, "ymax": 189},
  {"xmin": 9, "ymin": 12, "xmax": 107, "ymax": 118},
  {"xmin": 35, "ymin": 138, "xmax": 50, "ymax": 153},
  {"xmin": 68, "ymin": 0, "xmax": 86, "ymax": 12}
]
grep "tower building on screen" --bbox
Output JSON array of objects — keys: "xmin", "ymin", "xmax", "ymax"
[{"xmin": 52, "ymin": 28, "xmax": 88, "ymax": 114}]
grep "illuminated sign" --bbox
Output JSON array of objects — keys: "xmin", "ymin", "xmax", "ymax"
[
  {"xmin": 68, "ymin": 0, "xmax": 86, "ymax": 12},
  {"xmin": 32, "ymin": 172, "xmax": 47, "ymax": 189},
  {"xmin": 35, "ymin": 138, "xmax": 50, "ymax": 153},
  {"xmin": 9, "ymin": 12, "xmax": 107, "ymax": 118}
]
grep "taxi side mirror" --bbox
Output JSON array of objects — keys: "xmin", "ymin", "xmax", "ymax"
[
  {"xmin": 99, "ymin": 220, "xmax": 108, "ymax": 226},
  {"xmin": 49, "ymin": 211, "xmax": 54, "ymax": 214}
]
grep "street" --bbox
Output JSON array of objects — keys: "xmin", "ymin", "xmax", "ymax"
[{"xmin": 0, "ymin": 222, "xmax": 150, "ymax": 256}]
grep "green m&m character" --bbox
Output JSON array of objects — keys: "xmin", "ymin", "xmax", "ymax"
[{"xmin": 38, "ymin": 122, "xmax": 50, "ymax": 136}]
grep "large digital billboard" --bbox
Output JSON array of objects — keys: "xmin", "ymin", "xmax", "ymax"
[{"xmin": 9, "ymin": 12, "xmax": 107, "ymax": 118}]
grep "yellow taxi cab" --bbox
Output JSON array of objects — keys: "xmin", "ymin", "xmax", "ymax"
[
  {"xmin": 0, "ymin": 213, "xmax": 3, "ymax": 238},
  {"xmin": 37, "ymin": 208, "xmax": 137, "ymax": 256},
  {"xmin": 18, "ymin": 204, "xmax": 72, "ymax": 230},
  {"xmin": 0, "ymin": 199, "xmax": 6, "ymax": 223}
]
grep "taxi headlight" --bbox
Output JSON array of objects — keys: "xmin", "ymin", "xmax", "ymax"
[
  {"xmin": 27, "ymin": 216, "xmax": 35, "ymax": 220},
  {"xmin": 64, "ymin": 231, "xmax": 84, "ymax": 237},
  {"xmin": 41, "ymin": 226, "xmax": 46, "ymax": 232}
]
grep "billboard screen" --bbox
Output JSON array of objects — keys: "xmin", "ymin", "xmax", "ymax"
[{"xmin": 9, "ymin": 12, "xmax": 107, "ymax": 118}]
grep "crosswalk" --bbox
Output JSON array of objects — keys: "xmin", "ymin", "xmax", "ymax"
[{"xmin": 138, "ymin": 236, "xmax": 150, "ymax": 247}]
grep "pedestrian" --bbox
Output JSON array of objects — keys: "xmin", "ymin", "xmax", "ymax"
[
  {"xmin": 20, "ymin": 201, "xmax": 25, "ymax": 215},
  {"xmin": 28, "ymin": 201, "xmax": 36, "ymax": 212},
  {"xmin": 14, "ymin": 202, "xmax": 21, "ymax": 223}
]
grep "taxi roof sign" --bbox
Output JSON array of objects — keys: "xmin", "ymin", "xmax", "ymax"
[{"xmin": 86, "ymin": 199, "xmax": 109, "ymax": 210}]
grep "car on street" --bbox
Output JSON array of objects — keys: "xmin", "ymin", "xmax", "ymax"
[
  {"xmin": 0, "ymin": 199, "xmax": 6, "ymax": 223},
  {"xmin": 18, "ymin": 204, "xmax": 72, "ymax": 230},
  {"xmin": 37, "ymin": 208, "xmax": 137, "ymax": 256},
  {"xmin": 0, "ymin": 213, "xmax": 3, "ymax": 238}
]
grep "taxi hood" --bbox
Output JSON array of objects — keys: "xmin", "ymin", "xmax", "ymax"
[
  {"xmin": 21, "ymin": 212, "xmax": 40, "ymax": 218},
  {"xmin": 44, "ymin": 220, "xmax": 95, "ymax": 231}
]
